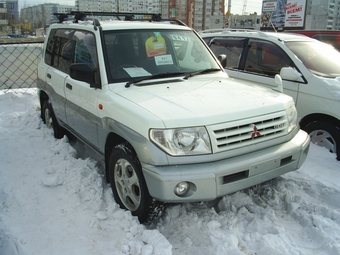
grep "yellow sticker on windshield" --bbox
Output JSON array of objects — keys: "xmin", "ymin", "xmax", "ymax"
[{"xmin": 145, "ymin": 35, "xmax": 166, "ymax": 57}]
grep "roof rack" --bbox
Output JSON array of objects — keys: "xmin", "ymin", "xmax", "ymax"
[{"xmin": 54, "ymin": 11, "xmax": 187, "ymax": 26}]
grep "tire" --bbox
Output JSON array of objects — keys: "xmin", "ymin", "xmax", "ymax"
[
  {"xmin": 304, "ymin": 121, "xmax": 340, "ymax": 161},
  {"xmin": 41, "ymin": 100, "xmax": 64, "ymax": 139},
  {"xmin": 108, "ymin": 142, "xmax": 164, "ymax": 223}
]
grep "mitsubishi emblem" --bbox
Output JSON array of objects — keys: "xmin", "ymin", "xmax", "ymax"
[{"xmin": 251, "ymin": 124, "xmax": 261, "ymax": 138}]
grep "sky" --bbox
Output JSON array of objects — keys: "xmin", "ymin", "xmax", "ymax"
[
  {"xmin": 0, "ymin": 88, "xmax": 339, "ymax": 255},
  {"xmin": 226, "ymin": 0, "xmax": 263, "ymax": 14},
  {"xmin": 19, "ymin": 0, "xmax": 264, "ymax": 15}
]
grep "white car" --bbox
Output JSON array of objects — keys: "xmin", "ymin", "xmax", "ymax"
[
  {"xmin": 201, "ymin": 30, "xmax": 340, "ymax": 161},
  {"xmin": 37, "ymin": 13, "xmax": 310, "ymax": 223}
]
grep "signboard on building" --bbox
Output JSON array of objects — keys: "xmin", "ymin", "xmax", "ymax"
[
  {"xmin": 285, "ymin": 0, "xmax": 305, "ymax": 27},
  {"xmin": 261, "ymin": 0, "xmax": 306, "ymax": 30},
  {"xmin": 263, "ymin": 2, "xmax": 277, "ymax": 12}
]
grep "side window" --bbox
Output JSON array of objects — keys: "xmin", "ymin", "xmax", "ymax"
[
  {"xmin": 244, "ymin": 41, "xmax": 261, "ymax": 72},
  {"xmin": 73, "ymin": 31, "xmax": 98, "ymax": 69},
  {"xmin": 209, "ymin": 38, "xmax": 245, "ymax": 69},
  {"xmin": 45, "ymin": 29, "xmax": 75, "ymax": 74},
  {"xmin": 45, "ymin": 29, "xmax": 57, "ymax": 66},
  {"xmin": 59, "ymin": 38, "xmax": 73, "ymax": 74},
  {"xmin": 73, "ymin": 31, "xmax": 100, "ymax": 84},
  {"xmin": 245, "ymin": 40, "xmax": 293, "ymax": 77},
  {"xmin": 201, "ymin": 36, "xmax": 214, "ymax": 44}
]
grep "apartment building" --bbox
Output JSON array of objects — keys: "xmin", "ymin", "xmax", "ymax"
[
  {"xmin": 20, "ymin": 4, "xmax": 77, "ymax": 33},
  {"xmin": 305, "ymin": 0, "xmax": 340, "ymax": 30},
  {"xmin": 0, "ymin": 1, "xmax": 19, "ymax": 37},
  {"xmin": 0, "ymin": 2, "xmax": 7, "ymax": 37},
  {"xmin": 75, "ymin": 0, "xmax": 225, "ymax": 31}
]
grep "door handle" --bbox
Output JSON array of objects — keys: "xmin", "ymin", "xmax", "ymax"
[
  {"xmin": 66, "ymin": 83, "xmax": 72, "ymax": 90},
  {"xmin": 47, "ymin": 73, "xmax": 51, "ymax": 79}
]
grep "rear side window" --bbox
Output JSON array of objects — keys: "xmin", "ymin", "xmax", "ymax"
[
  {"xmin": 45, "ymin": 29, "xmax": 57, "ymax": 66},
  {"xmin": 209, "ymin": 38, "xmax": 246, "ymax": 68},
  {"xmin": 45, "ymin": 29, "xmax": 75, "ymax": 74},
  {"xmin": 58, "ymin": 37, "xmax": 74, "ymax": 73}
]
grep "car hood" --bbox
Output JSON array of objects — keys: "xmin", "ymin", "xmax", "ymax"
[{"xmin": 112, "ymin": 75, "xmax": 292, "ymax": 128}]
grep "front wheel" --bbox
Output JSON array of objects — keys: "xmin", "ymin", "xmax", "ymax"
[
  {"xmin": 108, "ymin": 143, "xmax": 163, "ymax": 223},
  {"xmin": 304, "ymin": 121, "xmax": 340, "ymax": 161}
]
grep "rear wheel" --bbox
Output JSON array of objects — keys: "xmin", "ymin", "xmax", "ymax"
[
  {"xmin": 304, "ymin": 121, "xmax": 340, "ymax": 161},
  {"xmin": 108, "ymin": 142, "xmax": 164, "ymax": 223},
  {"xmin": 41, "ymin": 100, "xmax": 64, "ymax": 139}
]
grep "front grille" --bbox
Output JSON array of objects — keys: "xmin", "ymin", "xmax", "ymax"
[{"xmin": 208, "ymin": 112, "xmax": 287, "ymax": 153}]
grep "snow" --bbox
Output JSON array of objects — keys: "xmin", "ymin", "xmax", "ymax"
[{"xmin": 0, "ymin": 89, "xmax": 339, "ymax": 255}]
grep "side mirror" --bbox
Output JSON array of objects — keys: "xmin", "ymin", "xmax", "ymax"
[
  {"xmin": 217, "ymin": 54, "xmax": 227, "ymax": 68},
  {"xmin": 70, "ymin": 63, "xmax": 100, "ymax": 88},
  {"xmin": 280, "ymin": 67, "xmax": 302, "ymax": 81},
  {"xmin": 274, "ymin": 74, "xmax": 283, "ymax": 93}
]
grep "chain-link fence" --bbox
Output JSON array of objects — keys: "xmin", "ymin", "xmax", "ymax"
[{"xmin": 0, "ymin": 38, "xmax": 44, "ymax": 93}]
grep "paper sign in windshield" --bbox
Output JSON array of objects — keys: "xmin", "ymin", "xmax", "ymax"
[
  {"xmin": 154, "ymin": 54, "xmax": 173, "ymax": 66},
  {"xmin": 145, "ymin": 35, "xmax": 167, "ymax": 57},
  {"xmin": 123, "ymin": 67, "xmax": 151, "ymax": 77}
]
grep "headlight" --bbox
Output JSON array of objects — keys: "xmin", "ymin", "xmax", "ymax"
[
  {"xmin": 150, "ymin": 127, "xmax": 212, "ymax": 156},
  {"xmin": 285, "ymin": 105, "xmax": 298, "ymax": 133}
]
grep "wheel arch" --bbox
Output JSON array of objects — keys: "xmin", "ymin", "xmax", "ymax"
[
  {"xmin": 300, "ymin": 113, "xmax": 340, "ymax": 131},
  {"xmin": 104, "ymin": 132, "xmax": 136, "ymax": 183}
]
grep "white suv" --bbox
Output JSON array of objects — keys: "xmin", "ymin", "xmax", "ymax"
[
  {"xmin": 200, "ymin": 29, "xmax": 340, "ymax": 161},
  {"xmin": 37, "ymin": 12, "xmax": 310, "ymax": 223}
]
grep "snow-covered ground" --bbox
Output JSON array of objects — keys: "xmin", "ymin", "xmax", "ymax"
[{"xmin": 0, "ymin": 89, "xmax": 339, "ymax": 255}]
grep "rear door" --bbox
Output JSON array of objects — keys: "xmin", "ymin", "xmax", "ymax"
[{"xmin": 41, "ymin": 29, "xmax": 68, "ymax": 124}]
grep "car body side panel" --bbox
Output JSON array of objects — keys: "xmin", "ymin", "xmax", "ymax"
[
  {"xmin": 42, "ymin": 67, "xmax": 68, "ymax": 124},
  {"xmin": 64, "ymin": 76, "xmax": 101, "ymax": 148}
]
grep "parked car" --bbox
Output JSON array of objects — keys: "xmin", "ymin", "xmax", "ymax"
[
  {"xmin": 37, "ymin": 13, "xmax": 310, "ymax": 223},
  {"xmin": 284, "ymin": 30, "xmax": 340, "ymax": 50},
  {"xmin": 200, "ymin": 29, "xmax": 340, "ymax": 160}
]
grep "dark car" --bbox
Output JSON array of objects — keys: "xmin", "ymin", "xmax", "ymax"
[{"xmin": 284, "ymin": 30, "xmax": 340, "ymax": 50}]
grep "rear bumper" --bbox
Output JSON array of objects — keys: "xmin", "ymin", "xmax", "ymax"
[{"xmin": 142, "ymin": 129, "xmax": 310, "ymax": 202}]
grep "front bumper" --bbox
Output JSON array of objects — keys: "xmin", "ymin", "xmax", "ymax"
[{"xmin": 142, "ymin": 129, "xmax": 310, "ymax": 203}]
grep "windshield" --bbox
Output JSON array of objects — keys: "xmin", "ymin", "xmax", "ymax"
[
  {"xmin": 286, "ymin": 41, "xmax": 340, "ymax": 78},
  {"xmin": 103, "ymin": 29, "xmax": 221, "ymax": 83}
]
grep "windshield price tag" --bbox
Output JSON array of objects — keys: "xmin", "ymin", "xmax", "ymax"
[{"xmin": 154, "ymin": 54, "xmax": 174, "ymax": 66}]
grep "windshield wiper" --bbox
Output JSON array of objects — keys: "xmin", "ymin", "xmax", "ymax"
[
  {"xmin": 125, "ymin": 72, "xmax": 186, "ymax": 88},
  {"xmin": 183, "ymin": 68, "xmax": 221, "ymax": 80}
]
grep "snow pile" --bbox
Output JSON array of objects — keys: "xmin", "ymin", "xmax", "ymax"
[{"xmin": 0, "ymin": 89, "xmax": 339, "ymax": 255}]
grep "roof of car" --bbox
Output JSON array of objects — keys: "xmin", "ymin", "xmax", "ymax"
[
  {"xmin": 100, "ymin": 20, "xmax": 191, "ymax": 31},
  {"xmin": 50, "ymin": 19, "xmax": 191, "ymax": 31},
  {"xmin": 50, "ymin": 11, "xmax": 190, "ymax": 31},
  {"xmin": 199, "ymin": 29, "xmax": 315, "ymax": 43}
]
